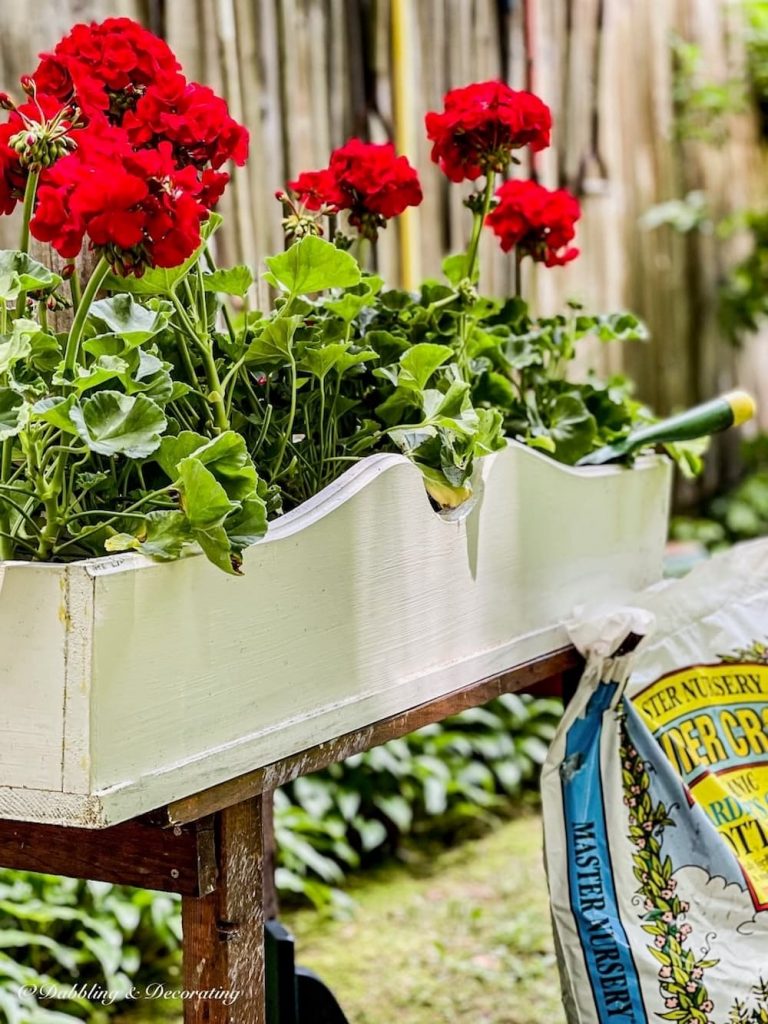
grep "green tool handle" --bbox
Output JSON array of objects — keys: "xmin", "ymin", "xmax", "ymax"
[{"xmin": 577, "ymin": 390, "xmax": 756, "ymax": 466}]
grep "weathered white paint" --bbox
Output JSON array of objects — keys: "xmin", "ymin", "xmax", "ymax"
[{"xmin": 0, "ymin": 443, "xmax": 672, "ymax": 827}]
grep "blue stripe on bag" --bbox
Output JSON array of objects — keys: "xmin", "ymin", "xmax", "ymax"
[{"xmin": 561, "ymin": 683, "xmax": 646, "ymax": 1023}]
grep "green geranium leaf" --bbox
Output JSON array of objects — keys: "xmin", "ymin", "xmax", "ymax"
[
  {"xmin": 0, "ymin": 322, "xmax": 33, "ymax": 376},
  {"xmin": 474, "ymin": 408, "xmax": 506, "ymax": 454},
  {"xmin": 0, "ymin": 251, "xmax": 61, "ymax": 301},
  {"xmin": 547, "ymin": 393, "xmax": 597, "ymax": 463},
  {"xmin": 195, "ymin": 524, "xmax": 239, "ymax": 575},
  {"xmin": 365, "ymin": 330, "xmax": 410, "ymax": 363},
  {"xmin": 244, "ymin": 316, "xmax": 302, "ymax": 365},
  {"xmin": 323, "ymin": 277, "xmax": 382, "ymax": 322},
  {"xmin": 474, "ymin": 370, "xmax": 518, "ymax": 408},
  {"xmin": 335, "ymin": 347, "xmax": 378, "ymax": 374},
  {"xmin": 226, "ymin": 494, "xmax": 268, "ymax": 552},
  {"xmin": 177, "ymin": 457, "xmax": 237, "ymax": 530},
  {"xmin": 265, "ymin": 236, "xmax": 361, "ymax": 295},
  {"xmin": 422, "ymin": 380, "xmax": 471, "ymax": 420},
  {"xmin": 102, "ymin": 213, "xmax": 222, "ymax": 295},
  {"xmin": 442, "ymin": 252, "xmax": 469, "ymax": 286},
  {"xmin": 70, "ymin": 392, "xmax": 167, "ymax": 458},
  {"xmin": 203, "ymin": 265, "xmax": 254, "ymax": 297},
  {"xmin": 31, "ymin": 394, "xmax": 78, "ymax": 434},
  {"xmin": 156, "ymin": 431, "xmax": 209, "ymax": 480},
  {"xmin": 106, "ymin": 510, "xmax": 192, "ymax": 561},
  {"xmin": 399, "ymin": 343, "xmax": 453, "ymax": 390},
  {"xmin": 0, "ymin": 389, "xmax": 28, "ymax": 440},
  {"xmin": 298, "ymin": 343, "xmax": 349, "ymax": 381},
  {"xmin": 88, "ymin": 294, "xmax": 169, "ymax": 347},
  {"xmin": 66, "ymin": 355, "xmax": 131, "ymax": 393},
  {"xmin": 187, "ymin": 432, "xmax": 258, "ymax": 500}
]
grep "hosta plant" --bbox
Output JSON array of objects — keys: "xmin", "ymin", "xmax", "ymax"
[{"xmin": 0, "ymin": 20, "xmax": 664, "ymax": 573}]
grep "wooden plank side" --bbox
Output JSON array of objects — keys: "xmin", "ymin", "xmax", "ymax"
[
  {"xmin": 165, "ymin": 646, "xmax": 582, "ymax": 825},
  {"xmin": 0, "ymin": 564, "xmax": 69, "ymax": 791},
  {"xmin": 0, "ymin": 815, "xmax": 211, "ymax": 894}
]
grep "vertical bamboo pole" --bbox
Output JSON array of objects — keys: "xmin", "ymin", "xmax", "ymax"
[{"xmin": 391, "ymin": 0, "xmax": 421, "ymax": 289}]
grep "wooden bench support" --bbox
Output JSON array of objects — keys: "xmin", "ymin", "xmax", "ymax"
[
  {"xmin": 0, "ymin": 814, "xmax": 215, "ymax": 895},
  {"xmin": 182, "ymin": 797, "xmax": 267, "ymax": 1023}
]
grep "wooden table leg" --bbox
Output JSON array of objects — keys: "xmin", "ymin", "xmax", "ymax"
[{"xmin": 182, "ymin": 796, "xmax": 266, "ymax": 1023}]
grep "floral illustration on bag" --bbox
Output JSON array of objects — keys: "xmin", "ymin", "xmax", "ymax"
[{"xmin": 621, "ymin": 707, "xmax": 768, "ymax": 1024}]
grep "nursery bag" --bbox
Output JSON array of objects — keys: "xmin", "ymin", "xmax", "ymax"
[{"xmin": 542, "ymin": 538, "xmax": 768, "ymax": 1024}]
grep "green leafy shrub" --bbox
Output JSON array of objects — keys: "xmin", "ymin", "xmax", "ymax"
[
  {"xmin": 0, "ymin": 872, "xmax": 180, "ymax": 1023},
  {"xmin": 671, "ymin": 434, "xmax": 768, "ymax": 550},
  {"xmin": 276, "ymin": 693, "xmax": 562, "ymax": 908}
]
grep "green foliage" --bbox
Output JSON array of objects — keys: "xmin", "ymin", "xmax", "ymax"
[
  {"xmin": 719, "ymin": 209, "xmax": 768, "ymax": 344},
  {"xmin": 650, "ymin": 16, "xmax": 768, "ymax": 346},
  {"xmin": 671, "ymin": 435, "xmax": 768, "ymax": 549},
  {"xmin": 0, "ymin": 871, "xmax": 180, "ymax": 1023},
  {"xmin": 670, "ymin": 34, "xmax": 746, "ymax": 144},
  {"xmin": 275, "ymin": 693, "xmax": 562, "ymax": 908},
  {"xmin": 0, "ymin": 247, "xmax": 268, "ymax": 572},
  {"xmin": 1, "ymin": 221, "xmax": 671, "ymax": 570}
]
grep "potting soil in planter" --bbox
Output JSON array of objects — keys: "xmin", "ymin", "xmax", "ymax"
[{"xmin": 542, "ymin": 538, "xmax": 768, "ymax": 1024}]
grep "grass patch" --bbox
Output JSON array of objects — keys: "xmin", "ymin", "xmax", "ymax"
[{"xmin": 289, "ymin": 809, "xmax": 563, "ymax": 1024}]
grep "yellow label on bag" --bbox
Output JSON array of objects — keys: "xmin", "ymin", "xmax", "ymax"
[{"xmin": 633, "ymin": 663, "xmax": 768, "ymax": 909}]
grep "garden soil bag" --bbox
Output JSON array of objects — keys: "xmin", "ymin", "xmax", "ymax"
[{"xmin": 542, "ymin": 538, "xmax": 768, "ymax": 1024}]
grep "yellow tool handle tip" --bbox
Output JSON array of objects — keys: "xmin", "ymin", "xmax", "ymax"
[{"xmin": 725, "ymin": 390, "xmax": 757, "ymax": 427}]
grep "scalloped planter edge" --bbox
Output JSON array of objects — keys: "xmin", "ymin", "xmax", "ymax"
[{"xmin": 0, "ymin": 441, "xmax": 671, "ymax": 827}]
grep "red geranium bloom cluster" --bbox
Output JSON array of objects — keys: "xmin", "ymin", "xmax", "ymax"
[
  {"xmin": 32, "ymin": 129, "xmax": 207, "ymax": 272},
  {"xmin": 32, "ymin": 18, "xmax": 181, "ymax": 120},
  {"xmin": 485, "ymin": 179, "xmax": 581, "ymax": 266},
  {"xmin": 425, "ymin": 80, "xmax": 551, "ymax": 182},
  {"xmin": 287, "ymin": 139, "xmax": 422, "ymax": 239},
  {"xmin": 0, "ymin": 18, "xmax": 249, "ymax": 274}
]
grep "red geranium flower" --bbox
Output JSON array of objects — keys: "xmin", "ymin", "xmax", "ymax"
[
  {"xmin": 425, "ymin": 81, "xmax": 552, "ymax": 182},
  {"xmin": 288, "ymin": 139, "xmax": 422, "ymax": 239},
  {"xmin": 287, "ymin": 168, "xmax": 344, "ymax": 211},
  {"xmin": 124, "ymin": 80, "xmax": 249, "ymax": 171},
  {"xmin": 33, "ymin": 18, "xmax": 180, "ymax": 119},
  {"xmin": 485, "ymin": 178, "xmax": 580, "ymax": 266},
  {"xmin": 30, "ymin": 20, "xmax": 248, "ymax": 210},
  {"xmin": 30, "ymin": 129, "xmax": 207, "ymax": 273}
]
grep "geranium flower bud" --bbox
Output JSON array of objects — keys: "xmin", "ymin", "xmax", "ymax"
[
  {"xmin": 0, "ymin": 93, "xmax": 15, "ymax": 111},
  {"xmin": 20, "ymin": 75, "xmax": 35, "ymax": 96}
]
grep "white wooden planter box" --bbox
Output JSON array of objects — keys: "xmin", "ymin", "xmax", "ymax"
[{"xmin": 0, "ymin": 441, "xmax": 671, "ymax": 828}]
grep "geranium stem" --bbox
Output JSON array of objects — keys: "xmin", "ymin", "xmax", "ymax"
[
  {"xmin": 514, "ymin": 249, "xmax": 523, "ymax": 297},
  {"xmin": 271, "ymin": 353, "xmax": 297, "ymax": 479},
  {"xmin": 19, "ymin": 170, "xmax": 39, "ymax": 255},
  {"xmin": 14, "ymin": 170, "xmax": 41, "ymax": 321},
  {"xmin": 69, "ymin": 265, "xmax": 82, "ymax": 313},
  {"xmin": 63, "ymin": 256, "xmax": 110, "ymax": 376},
  {"xmin": 465, "ymin": 170, "xmax": 496, "ymax": 284},
  {"xmin": 0, "ymin": 441, "xmax": 13, "ymax": 560},
  {"xmin": 199, "ymin": 343, "xmax": 230, "ymax": 433}
]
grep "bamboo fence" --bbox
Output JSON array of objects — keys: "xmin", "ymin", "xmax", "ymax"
[{"xmin": 0, "ymin": 0, "xmax": 765, "ymax": 491}]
